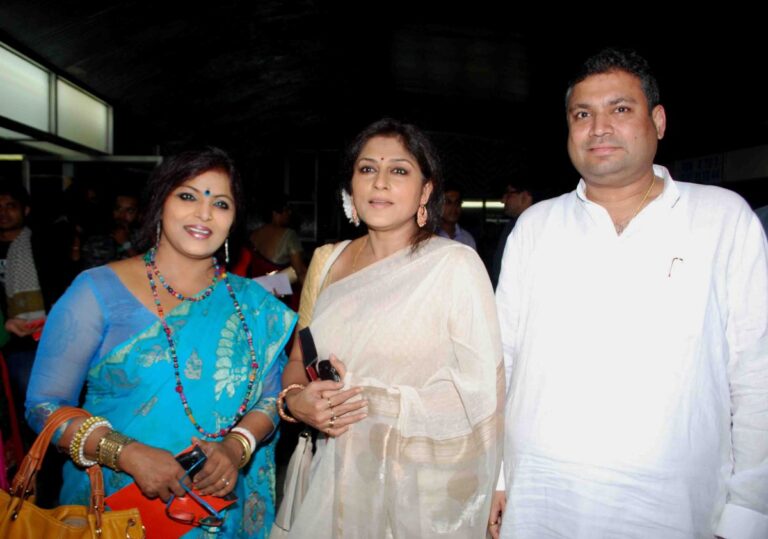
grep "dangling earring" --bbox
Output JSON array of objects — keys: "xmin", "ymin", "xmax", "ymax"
[
  {"xmin": 417, "ymin": 204, "xmax": 428, "ymax": 228},
  {"xmin": 341, "ymin": 189, "xmax": 360, "ymax": 227},
  {"xmin": 224, "ymin": 238, "xmax": 230, "ymax": 265},
  {"xmin": 155, "ymin": 222, "xmax": 162, "ymax": 245}
]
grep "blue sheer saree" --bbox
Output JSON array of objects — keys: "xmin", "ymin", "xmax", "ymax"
[{"xmin": 26, "ymin": 266, "xmax": 297, "ymax": 538}]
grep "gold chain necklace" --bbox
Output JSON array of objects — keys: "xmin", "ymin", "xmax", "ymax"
[
  {"xmin": 351, "ymin": 236, "xmax": 369, "ymax": 273},
  {"xmin": 614, "ymin": 176, "xmax": 656, "ymax": 235}
]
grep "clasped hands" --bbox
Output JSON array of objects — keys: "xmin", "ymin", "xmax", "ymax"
[
  {"xmin": 119, "ymin": 436, "xmax": 243, "ymax": 502},
  {"xmin": 285, "ymin": 355, "xmax": 368, "ymax": 437}
]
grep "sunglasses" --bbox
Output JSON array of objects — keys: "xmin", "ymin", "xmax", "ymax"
[{"xmin": 165, "ymin": 448, "xmax": 225, "ymax": 530}]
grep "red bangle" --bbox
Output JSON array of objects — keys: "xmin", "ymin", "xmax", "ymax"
[{"xmin": 277, "ymin": 384, "xmax": 305, "ymax": 423}]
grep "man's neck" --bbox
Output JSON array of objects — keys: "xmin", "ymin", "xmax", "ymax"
[
  {"xmin": 0, "ymin": 227, "xmax": 23, "ymax": 243},
  {"xmin": 584, "ymin": 169, "xmax": 662, "ymax": 234},
  {"xmin": 440, "ymin": 221, "xmax": 457, "ymax": 238}
]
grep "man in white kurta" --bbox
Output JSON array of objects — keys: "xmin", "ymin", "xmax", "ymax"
[{"xmin": 492, "ymin": 48, "xmax": 768, "ymax": 539}]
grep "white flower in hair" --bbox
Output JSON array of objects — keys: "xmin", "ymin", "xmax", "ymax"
[{"xmin": 340, "ymin": 189, "xmax": 356, "ymax": 225}]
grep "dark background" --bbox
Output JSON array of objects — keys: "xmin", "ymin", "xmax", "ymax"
[{"xmin": 1, "ymin": 4, "xmax": 766, "ymax": 246}]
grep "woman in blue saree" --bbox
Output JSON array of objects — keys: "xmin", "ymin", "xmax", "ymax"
[{"xmin": 25, "ymin": 147, "xmax": 297, "ymax": 538}]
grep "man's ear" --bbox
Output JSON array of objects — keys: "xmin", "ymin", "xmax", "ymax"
[{"xmin": 652, "ymin": 105, "xmax": 666, "ymax": 140}]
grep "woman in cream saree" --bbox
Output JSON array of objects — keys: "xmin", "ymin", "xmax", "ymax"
[{"xmin": 280, "ymin": 119, "xmax": 503, "ymax": 538}]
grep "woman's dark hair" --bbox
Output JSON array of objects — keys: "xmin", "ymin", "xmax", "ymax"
[
  {"xmin": 139, "ymin": 147, "xmax": 243, "ymax": 253},
  {"xmin": 343, "ymin": 118, "xmax": 443, "ymax": 249}
]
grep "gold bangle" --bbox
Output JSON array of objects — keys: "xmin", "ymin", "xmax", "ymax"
[
  {"xmin": 97, "ymin": 432, "xmax": 119, "ymax": 470},
  {"xmin": 225, "ymin": 432, "xmax": 252, "ymax": 469},
  {"xmin": 69, "ymin": 416, "xmax": 111, "ymax": 467},
  {"xmin": 112, "ymin": 438, "xmax": 130, "ymax": 471},
  {"xmin": 277, "ymin": 384, "xmax": 305, "ymax": 424},
  {"xmin": 96, "ymin": 430, "xmax": 136, "ymax": 472}
]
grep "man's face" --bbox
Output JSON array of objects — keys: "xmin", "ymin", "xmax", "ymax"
[
  {"xmin": 0, "ymin": 195, "xmax": 27, "ymax": 232},
  {"xmin": 502, "ymin": 186, "xmax": 528, "ymax": 218},
  {"xmin": 113, "ymin": 195, "xmax": 139, "ymax": 226},
  {"xmin": 566, "ymin": 70, "xmax": 666, "ymax": 188},
  {"xmin": 442, "ymin": 190, "xmax": 462, "ymax": 224}
]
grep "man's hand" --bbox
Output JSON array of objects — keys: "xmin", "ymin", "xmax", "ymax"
[{"xmin": 488, "ymin": 490, "xmax": 506, "ymax": 539}]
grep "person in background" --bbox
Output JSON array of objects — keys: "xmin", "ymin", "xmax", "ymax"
[
  {"xmin": 490, "ymin": 181, "xmax": 534, "ymax": 289},
  {"xmin": 437, "ymin": 183, "xmax": 477, "ymax": 250},
  {"xmin": 0, "ymin": 181, "xmax": 70, "ymax": 436},
  {"xmin": 0, "ymin": 182, "xmax": 45, "ymax": 333},
  {"xmin": 81, "ymin": 189, "xmax": 141, "ymax": 268},
  {"xmin": 754, "ymin": 205, "xmax": 768, "ymax": 235},
  {"xmin": 248, "ymin": 195, "xmax": 307, "ymax": 310},
  {"xmin": 111, "ymin": 190, "xmax": 142, "ymax": 256}
]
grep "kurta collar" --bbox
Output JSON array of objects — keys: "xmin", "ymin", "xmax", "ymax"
[
  {"xmin": 574, "ymin": 165, "xmax": 682, "ymax": 236},
  {"xmin": 576, "ymin": 164, "xmax": 681, "ymax": 208}
]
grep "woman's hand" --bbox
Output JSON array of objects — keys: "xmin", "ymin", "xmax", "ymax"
[
  {"xmin": 285, "ymin": 356, "xmax": 367, "ymax": 437},
  {"xmin": 5, "ymin": 317, "xmax": 40, "ymax": 338},
  {"xmin": 190, "ymin": 437, "xmax": 240, "ymax": 497},
  {"xmin": 488, "ymin": 490, "xmax": 506, "ymax": 539},
  {"xmin": 118, "ymin": 442, "xmax": 188, "ymax": 502}
]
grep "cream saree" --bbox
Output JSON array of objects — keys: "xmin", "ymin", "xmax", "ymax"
[{"xmin": 287, "ymin": 237, "xmax": 503, "ymax": 538}]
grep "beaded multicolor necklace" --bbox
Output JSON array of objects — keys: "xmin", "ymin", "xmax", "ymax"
[
  {"xmin": 150, "ymin": 249, "xmax": 217, "ymax": 302},
  {"xmin": 144, "ymin": 247, "xmax": 260, "ymax": 438}
]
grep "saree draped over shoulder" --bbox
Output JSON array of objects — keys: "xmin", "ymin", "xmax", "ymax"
[
  {"xmin": 25, "ymin": 267, "xmax": 297, "ymax": 539},
  {"xmin": 288, "ymin": 237, "xmax": 504, "ymax": 538}
]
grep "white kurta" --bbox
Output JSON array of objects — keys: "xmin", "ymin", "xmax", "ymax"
[{"xmin": 496, "ymin": 165, "xmax": 768, "ymax": 539}]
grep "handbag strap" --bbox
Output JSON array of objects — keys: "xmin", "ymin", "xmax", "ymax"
[
  {"xmin": 10, "ymin": 406, "xmax": 91, "ymax": 497},
  {"xmin": 317, "ymin": 240, "xmax": 349, "ymax": 294},
  {"xmin": 309, "ymin": 240, "xmax": 349, "ymax": 318},
  {"xmin": 8, "ymin": 405, "xmax": 109, "ymax": 525},
  {"xmin": 298, "ymin": 241, "xmax": 349, "ymax": 330},
  {"xmin": 86, "ymin": 464, "xmax": 106, "ymax": 530}
]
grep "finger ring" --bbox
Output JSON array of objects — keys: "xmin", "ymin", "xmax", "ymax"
[
  {"xmin": 327, "ymin": 397, "xmax": 333, "ymax": 409},
  {"xmin": 221, "ymin": 477, "xmax": 230, "ymax": 487}
]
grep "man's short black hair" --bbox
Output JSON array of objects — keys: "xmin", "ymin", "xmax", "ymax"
[
  {"xmin": 0, "ymin": 179, "xmax": 31, "ymax": 208},
  {"xmin": 443, "ymin": 183, "xmax": 463, "ymax": 197},
  {"xmin": 566, "ymin": 48, "xmax": 660, "ymax": 111},
  {"xmin": 499, "ymin": 180, "xmax": 538, "ymax": 202}
]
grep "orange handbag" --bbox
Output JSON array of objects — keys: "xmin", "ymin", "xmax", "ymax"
[
  {"xmin": 0, "ymin": 406, "xmax": 145, "ymax": 538},
  {"xmin": 105, "ymin": 445, "xmax": 237, "ymax": 539}
]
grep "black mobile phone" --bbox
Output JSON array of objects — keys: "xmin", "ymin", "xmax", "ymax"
[
  {"xmin": 317, "ymin": 359, "xmax": 341, "ymax": 382},
  {"xmin": 299, "ymin": 328, "xmax": 341, "ymax": 382},
  {"xmin": 176, "ymin": 445, "xmax": 207, "ymax": 479}
]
